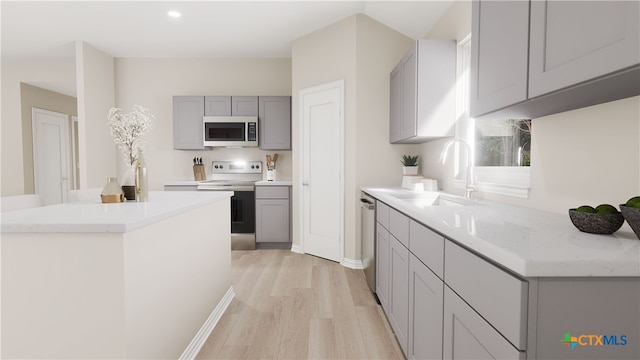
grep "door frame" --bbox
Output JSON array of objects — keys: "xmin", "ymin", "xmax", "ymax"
[{"xmin": 298, "ymin": 79, "xmax": 345, "ymax": 262}]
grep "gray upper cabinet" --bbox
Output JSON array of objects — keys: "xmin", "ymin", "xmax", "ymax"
[
  {"xmin": 470, "ymin": 0, "xmax": 529, "ymax": 118},
  {"xmin": 231, "ymin": 96, "xmax": 259, "ymax": 116},
  {"xmin": 471, "ymin": 0, "xmax": 640, "ymax": 119},
  {"xmin": 389, "ymin": 40, "xmax": 456, "ymax": 144},
  {"xmin": 173, "ymin": 96, "xmax": 205, "ymax": 150},
  {"xmin": 529, "ymin": 1, "xmax": 640, "ymax": 97},
  {"xmin": 204, "ymin": 96, "xmax": 231, "ymax": 116},
  {"xmin": 259, "ymin": 96, "xmax": 291, "ymax": 150}
]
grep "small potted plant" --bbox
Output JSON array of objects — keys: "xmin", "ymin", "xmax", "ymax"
[{"xmin": 401, "ymin": 155, "xmax": 420, "ymax": 175}]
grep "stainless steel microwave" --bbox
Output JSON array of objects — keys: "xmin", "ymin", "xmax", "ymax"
[{"xmin": 203, "ymin": 116, "xmax": 258, "ymax": 147}]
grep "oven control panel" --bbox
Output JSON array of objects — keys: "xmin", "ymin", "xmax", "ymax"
[{"xmin": 211, "ymin": 161, "xmax": 262, "ymax": 174}]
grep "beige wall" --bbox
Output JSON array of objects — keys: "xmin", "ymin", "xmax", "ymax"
[
  {"xmin": 76, "ymin": 41, "xmax": 117, "ymax": 189},
  {"xmin": 421, "ymin": 0, "xmax": 640, "ymax": 216},
  {"xmin": 1, "ymin": 60, "xmax": 76, "ymax": 196},
  {"xmin": 19, "ymin": 84, "xmax": 78, "ymax": 194},
  {"xmin": 292, "ymin": 14, "xmax": 416, "ymax": 261},
  {"xmin": 114, "ymin": 58, "xmax": 292, "ymax": 189}
]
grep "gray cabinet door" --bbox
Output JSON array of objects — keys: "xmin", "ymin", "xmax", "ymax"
[
  {"xmin": 256, "ymin": 199, "xmax": 290, "ymax": 242},
  {"xmin": 470, "ymin": 0, "xmax": 529, "ymax": 118},
  {"xmin": 399, "ymin": 44, "xmax": 418, "ymax": 141},
  {"xmin": 204, "ymin": 96, "xmax": 231, "ymax": 116},
  {"xmin": 231, "ymin": 96, "xmax": 259, "ymax": 116},
  {"xmin": 258, "ymin": 96, "xmax": 291, "ymax": 150},
  {"xmin": 389, "ymin": 61, "xmax": 403, "ymax": 143},
  {"xmin": 529, "ymin": 1, "xmax": 640, "ymax": 98},
  {"xmin": 408, "ymin": 253, "xmax": 443, "ymax": 360},
  {"xmin": 375, "ymin": 222, "xmax": 390, "ymax": 312},
  {"xmin": 389, "ymin": 43, "xmax": 417, "ymax": 143},
  {"xmin": 389, "ymin": 234, "xmax": 409, "ymax": 355},
  {"xmin": 443, "ymin": 287, "xmax": 524, "ymax": 360},
  {"xmin": 173, "ymin": 96, "xmax": 205, "ymax": 150}
]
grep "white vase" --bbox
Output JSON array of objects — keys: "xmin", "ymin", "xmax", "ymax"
[{"xmin": 402, "ymin": 166, "xmax": 419, "ymax": 175}]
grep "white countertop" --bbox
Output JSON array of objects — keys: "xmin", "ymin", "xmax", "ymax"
[
  {"xmin": 164, "ymin": 180, "xmax": 199, "ymax": 186},
  {"xmin": 362, "ymin": 187, "xmax": 640, "ymax": 277},
  {"xmin": 1, "ymin": 191, "xmax": 233, "ymax": 233}
]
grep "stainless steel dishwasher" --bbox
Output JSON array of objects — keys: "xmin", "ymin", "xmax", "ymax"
[{"xmin": 360, "ymin": 191, "xmax": 377, "ymax": 298}]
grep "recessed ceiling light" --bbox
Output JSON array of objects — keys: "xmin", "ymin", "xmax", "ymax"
[{"xmin": 168, "ymin": 10, "xmax": 181, "ymax": 18}]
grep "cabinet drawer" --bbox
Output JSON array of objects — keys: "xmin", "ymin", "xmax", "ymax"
[
  {"xmin": 376, "ymin": 201, "xmax": 390, "ymax": 230},
  {"xmin": 255, "ymin": 186, "xmax": 289, "ymax": 199},
  {"xmin": 389, "ymin": 208, "xmax": 409, "ymax": 247},
  {"xmin": 444, "ymin": 240, "xmax": 528, "ymax": 350},
  {"xmin": 409, "ymin": 220, "xmax": 444, "ymax": 279}
]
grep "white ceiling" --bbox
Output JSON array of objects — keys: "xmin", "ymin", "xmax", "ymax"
[{"xmin": 1, "ymin": 0, "xmax": 453, "ymax": 96}]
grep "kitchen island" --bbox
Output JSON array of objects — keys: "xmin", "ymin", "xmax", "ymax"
[
  {"xmin": 1, "ymin": 191, "xmax": 234, "ymax": 359},
  {"xmin": 363, "ymin": 187, "xmax": 640, "ymax": 360}
]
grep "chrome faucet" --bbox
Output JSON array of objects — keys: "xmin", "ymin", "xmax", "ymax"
[{"xmin": 439, "ymin": 138, "xmax": 475, "ymax": 199}]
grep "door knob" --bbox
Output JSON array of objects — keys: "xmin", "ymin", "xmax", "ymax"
[{"xmin": 302, "ymin": 181, "xmax": 309, "ymax": 186}]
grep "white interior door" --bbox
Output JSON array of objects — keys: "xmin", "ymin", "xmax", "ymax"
[
  {"xmin": 32, "ymin": 108, "xmax": 70, "ymax": 205},
  {"xmin": 300, "ymin": 80, "xmax": 344, "ymax": 262}
]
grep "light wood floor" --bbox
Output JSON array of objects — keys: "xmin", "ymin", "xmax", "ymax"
[{"xmin": 196, "ymin": 249, "xmax": 405, "ymax": 359}]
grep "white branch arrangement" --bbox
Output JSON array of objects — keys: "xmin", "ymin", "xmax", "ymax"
[{"xmin": 108, "ymin": 105, "xmax": 155, "ymax": 166}]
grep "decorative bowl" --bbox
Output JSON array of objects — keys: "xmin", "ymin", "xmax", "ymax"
[
  {"xmin": 620, "ymin": 205, "xmax": 640, "ymax": 240},
  {"xmin": 568, "ymin": 209, "xmax": 625, "ymax": 234}
]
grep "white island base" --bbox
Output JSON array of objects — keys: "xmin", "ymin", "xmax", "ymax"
[{"xmin": 1, "ymin": 192, "xmax": 233, "ymax": 359}]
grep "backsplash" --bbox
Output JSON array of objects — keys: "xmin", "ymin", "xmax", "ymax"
[{"xmin": 172, "ymin": 148, "xmax": 292, "ymax": 182}]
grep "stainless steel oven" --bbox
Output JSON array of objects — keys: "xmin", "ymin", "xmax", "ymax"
[{"xmin": 197, "ymin": 160, "xmax": 262, "ymax": 250}]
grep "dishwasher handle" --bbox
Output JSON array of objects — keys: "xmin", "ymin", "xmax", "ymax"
[{"xmin": 360, "ymin": 198, "xmax": 375, "ymax": 210}]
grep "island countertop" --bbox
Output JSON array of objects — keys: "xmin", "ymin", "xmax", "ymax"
[
  {"xmin": 362, "ymin": 187, "xmax": 640, "ymax": 277},
  {"xmin": 1, "ymin": 190, "xmax": 233, "ymax": 233}
]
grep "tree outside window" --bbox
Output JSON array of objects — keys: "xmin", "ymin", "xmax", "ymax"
[{"xmin": 475, "ymin": 119, "xmax": 531, "ymax": 167}]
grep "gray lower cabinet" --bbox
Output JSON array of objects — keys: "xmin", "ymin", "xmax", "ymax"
[
  {"xmin": 375, "ymin": 223, "xmax": 391, "ymax": 312},
  {"xmin": 164, "ymin": 184, "xmax": 197, "ymax": 191},
  {"xmin": 375, "ymin": 198, "xmax": 640, "ymax": 360},
  {"xmin": 388, "ymin": 234, "xmax": 409, "ymax": 355},
  {"xmin": 389, "ymin": 40, "xmax": 456, "ymax": 144},
  {"xmin": 471, "ymin": 0, "xmax": 640, "ymax": 119},
  {"xmin": 258, "ymin": 96, "xmax": 291, "ymax": 150},
  {"xmin": 408, "ymin": 253, "xmax": 443, "ymax": 360},
  {"xmin": 255, "ymin": 186, "xmax": 290, "ymax": 243},
  {"xmin": 443, "ymin": 286, "xmax": 525, "ymax": 360},
  {"xmin": 173, "ymin": 96, "xmax": 205, "ymax": 150}
]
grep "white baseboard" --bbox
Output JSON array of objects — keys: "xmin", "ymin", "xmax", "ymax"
[
  {"xmin": 341, "ymin": 257, "xmax": 364, "ymax": 269},
  {"xmin": 179, "ymin": 286, "xmax": 235, "ymax": 360},
  {"xmin": 290, "ymin": 243, "xmax": 303, "ymax": 254}
]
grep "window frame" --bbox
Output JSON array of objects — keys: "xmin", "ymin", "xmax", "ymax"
[{"xmin": 457, "ymin": 35, "xmax": 531, "ymax": 198}]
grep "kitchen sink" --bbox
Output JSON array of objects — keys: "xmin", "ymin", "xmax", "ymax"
[{"xmin": 391, "ymin": 192, "xmax": 480, "ymax": 207}]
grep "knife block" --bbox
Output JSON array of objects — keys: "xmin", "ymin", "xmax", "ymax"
[{"xmin": 193, "ymin": 164, "xmax": 206, "ymax": 181}]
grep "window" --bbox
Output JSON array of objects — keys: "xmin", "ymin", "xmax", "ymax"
[
  {"xmin": 475, "ymin": 119, "xmax": 531, "ymax": 166},
  {"xmin": 457, "ymin": 36, "xmax": 531, "ymax": 198}
]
